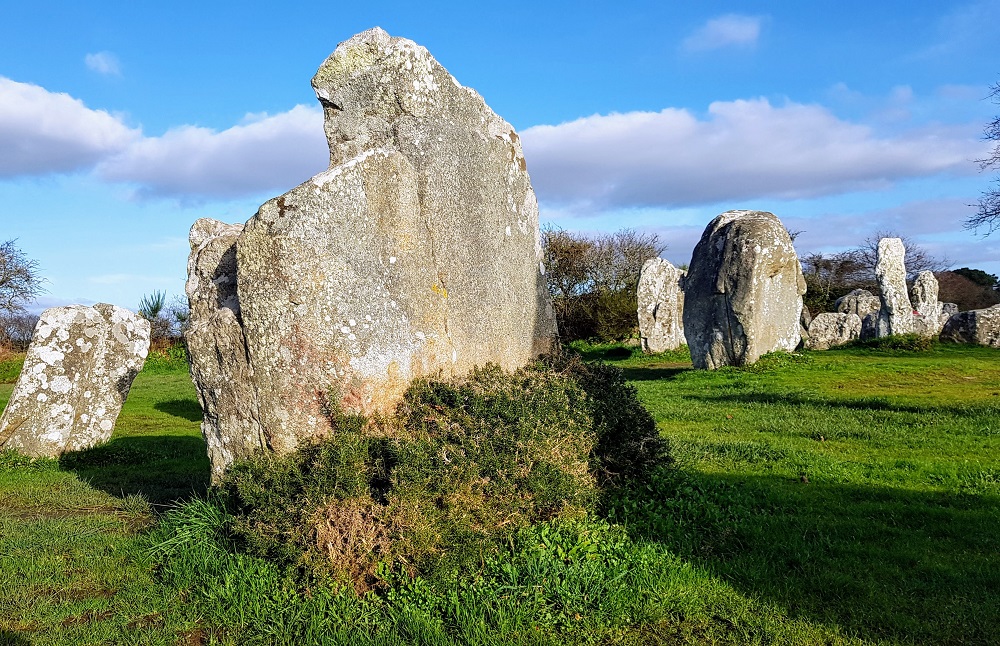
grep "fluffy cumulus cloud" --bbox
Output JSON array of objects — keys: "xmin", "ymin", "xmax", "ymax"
[
  {"xmin": 521, "ymin": 99, "xmax": 986, "ymax": 212},
  {"xmin": 97, "ymin": 105, "xmax": 328, "ymax": 199},
  {"xmin": 682, "ymin": 14, "xmax": 763, "ymax": 52},
  {"xmin": 0, "ymin": 77, "xmax": 139, "ymax": 177},
  {"xmin": 84, "ymin": 51, "xmax": 121, "ymax": 76}
]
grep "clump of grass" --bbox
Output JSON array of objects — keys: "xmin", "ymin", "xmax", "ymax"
[
  {"xmin": 214, "ymin": 355, "xmax": 669, "ymax": 591},
  {"xmin": 845, "ymin": 333, "xmax": 935, "ymax": 352}
]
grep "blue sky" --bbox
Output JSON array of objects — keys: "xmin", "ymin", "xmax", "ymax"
[{"xmin": 2, "ymin": 0, "xmax": 998, "ymax": 312}]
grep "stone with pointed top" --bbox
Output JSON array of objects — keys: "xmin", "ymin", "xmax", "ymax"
[{"xmin": 193, "ymin": 28, "xmax": 556, "ymax": 457}]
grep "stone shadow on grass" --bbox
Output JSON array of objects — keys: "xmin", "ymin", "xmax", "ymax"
[
  {"xmin": 610, "ymin": 467, "xmax": 1000, "ymax": 644},
  {"xmin": 59, "ymin": 435, "xmax": 210, "ymax": 507},
  {"xmin": 154, "ymin": 398, "xmax": 204, "ymax": 422}
]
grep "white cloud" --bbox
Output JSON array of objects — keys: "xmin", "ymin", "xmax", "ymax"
[
  {"xmin": 85, "ymin": 51, "xmax": 121, "ymax": 76},
  {"xmin": 0, "ymin": 77, "xmax": 139, "ymax": 177},
  {"xmin": 682, "ymin": 14, "xmax": 763, "ymax": 52},
  {"xmin": 97, "ymin": 105, "xmax": 328, "ymax": 200},
  {"xmin": 521, "ymin": 99, "xmax": 986, "ymax": 212}
]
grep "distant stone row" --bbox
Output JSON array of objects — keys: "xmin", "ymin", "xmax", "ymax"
[{"xmin": 638, "ymin": 222, "xmax": 1000, "ymax": 361}]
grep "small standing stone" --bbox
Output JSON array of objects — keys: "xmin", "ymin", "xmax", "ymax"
[
  {"xmin": 0, "ymin": 304, "xmax": 150, "ymax": 457},
  {"xmin": 910, "ymin": 271, "xmax": 943, "ymax": 338},
  {"xmin": 874, "ymin": 238, "xmax": 913, "ymax": 336},
  {"xmin": 637, "ymin": 258, "xmax": 685, "ymax": 353},
  {"xmin": 683, "ymin": 210, "xmax": 806, "ymax": 369}
]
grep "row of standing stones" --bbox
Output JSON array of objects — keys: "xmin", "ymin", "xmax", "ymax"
[
  {"xmin": 2, "ymin": 28, "xmax": 999, "ymax": 479},
  {"xmin": 638, "ymin": 232, "xmax": 1000, "ymax": 357}
]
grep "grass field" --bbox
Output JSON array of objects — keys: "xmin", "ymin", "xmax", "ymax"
[{"xmin": 1, "ymin": 343, "xmax": 998, "ymax": 645}]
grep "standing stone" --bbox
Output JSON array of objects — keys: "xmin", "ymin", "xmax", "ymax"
[
  {"xmin": 834, "ymin": 289, "xmax": 880, "ymax": 320},
  {"xmin": 939, "ymin": 308, "xmax": 1000, "ymax": 347},
  {"xmin": 805, "ymin": 312, "xmax": 862, "ymax": 350},
  {"xmin": 637, "ymin": 258, "xmax": 685, "ymax": 353},
  {"xmin": 231, "ymin": 28, "xmax": 557, "ymax": 453},
  {"xmin": 874, "ymin": 238, "xmax": 913, "ymax": 336},
  {"xmin": 682, "ymin": 210, "xmax": 806, "ymax": 369},
  {"xmin": 0, "ymin": 304, "xmax": 149, "ymax": 457},
  {"xmin": 185, "ymin": 219, "xmax": 267, "ymax": 482},
  {"xmin": 910, "ymin": 271, "xmax": 942, "ymax": 337}
]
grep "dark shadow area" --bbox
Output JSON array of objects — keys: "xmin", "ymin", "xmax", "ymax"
[
  {"xmin": 687, "ymin": 389, "xmax": 995, "ymax": 417},
  {"xmin": 608, "ymin": 467, "xmax": 1000, "ymax": 644},
  {"xmin": 154, "ymin": 398, "xmax": 204, "ymax": 422},
  {"xmin": 59, "ymin": 435, "xmax": 210, "ymax": 507},
  {"xmin": 0, "ymin": 630, "xmax": 32, "ymax": 645},
  {"xmin": 618, "ymin": 365, "xmax": 691, "ymax": 382}
]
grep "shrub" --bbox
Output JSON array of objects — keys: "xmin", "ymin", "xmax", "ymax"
[
  {"xmin": 216, "ymin": 355, "xmax": 669, "ymax": 591},
  {"xmin": 846, "ymin": 334, "xmax": 935, "ymax": 352}
]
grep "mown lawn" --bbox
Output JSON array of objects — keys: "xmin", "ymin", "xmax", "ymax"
[{"xmin": 1, "ymin": 343, "xmax": 998, "ymax": 645}]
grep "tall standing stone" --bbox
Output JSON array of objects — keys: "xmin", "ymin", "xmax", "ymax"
[
  {"xmin": 874, "ymin": 238, "xmax": 913, "ymax": 336},
  {"xmin": 637, "ymin": 258, "xmax": 685, "ymax": 353},
  {"xmin": 185, "ymin": 219, "xmax": 267, "ymax": 481},
  {"xmin": 910, "ymin": 270, "xmax": 942, "ymax": 337},
  {"xmin": 230, "ymin": 28, "xmax": 556, "ymax": 453},
  {"xmin": 0, "ymin": 304, "xmax": 149, "ymax": 457},
  {"xmin": 682, "ymin": 210, "xmax": 806, "ymax": 369}
]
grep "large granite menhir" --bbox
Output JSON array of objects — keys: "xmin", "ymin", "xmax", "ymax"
[
  {"xmin": 0, "ymin": 304, "xmax": 149, "ymax": 457},
  {"xmin": 637, "ymin": 258, "xmax": 685, "ymax": 353},
  {"xmin": 186, "ymin": 28, "xmax": 557, "ymax": 470},
  {"xmin": 683, "ymin": 210, "xmax": 806, "ymax": 369}
]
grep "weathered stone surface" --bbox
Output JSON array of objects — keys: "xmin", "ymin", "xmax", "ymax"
[
  {"xmin": 637, "ymin": 258, "xmax": 685, "ymax": 353},
  {"xmin": 232, "ymin": 28, "xmax": 556, "ymax": 452},
  {"xmin": 834, "ymin": 289, "xmax": 880, "ymax": 319},
  {"xmin": 805, "ymin": 312, "xmax": 862, "ymax": 350},
  {"xmin": 940, "ymin": 302, "xmax": 959, "ymax": 328},
  {"xmin": 799, "ymin": 304, "xmax": 813, "ymax": 343},
  {"xmin": 874, "ymin": 238, "xmax": 913, "ymax": 336},
  {"xmin": 910, "ymin": 271, "xmax": 942, "ymax": 337},
  {"xmin": 939, "ymin": 308, "xmax": 1000, "ymax": 347},
  {"xmin": 185, "ymin": 219, "xmax": 267, "ymax": 482},
  {"xmin": 860, "ymin": 312, "xmax": 879, "ymax": 340},
  {"xmin": 682, "ymin": 210, "xmax": 806, "ymax": 369},
  {"xmin": 0, "ymin": 304, "xmax": 149, "ymax": 457}
]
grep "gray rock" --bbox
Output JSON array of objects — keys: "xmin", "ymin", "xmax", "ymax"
[
  {"xmin": 939, "ymin": 308, "xmax": 1000, "ymax": 347},
  {"xmin": 682, "ymin": 210, "xmax": 806, "ymax": 369},
  {"xmin": 805, "ymin": 312, "xmax": 862, "ymax": 350},
  {"xmin": 637, "ymin": 258, "xmax": 685, "ymax": 353},
  {"xmin": 874, "ymin": 238, "xmax": 913, "ymax": 336},
  {"xmin": 834, "ymin": 289, "xmax": 880, "ymax": 319},
  {"xmin": 185, "ymin": 219, "xmax": 267, "ymax": 482},
  {"xmin": 799, "ymin": 304, "xmax": 813, "ymax": 343},
  {"xmin": 233, "ymin": 28, "xmax": 557, "ymax": 452},
  {"xmin": 860, "ymin": 312, "xmax": 878, "ymax": 341},
  {"xmin": 0, "ymin": 304, "xmax": 149, "ymax": 457},
  {"xmin": 910, "ymin": 271, "xmax": 942, "ymax": 337},
  {"xmin": 941, "ymin": 302, "xmax": 959, "ymax": 316}
]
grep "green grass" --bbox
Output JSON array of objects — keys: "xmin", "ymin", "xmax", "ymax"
[{"xmin": 1, "ymin": 343, "xmax": 999, "ymax": 644}]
